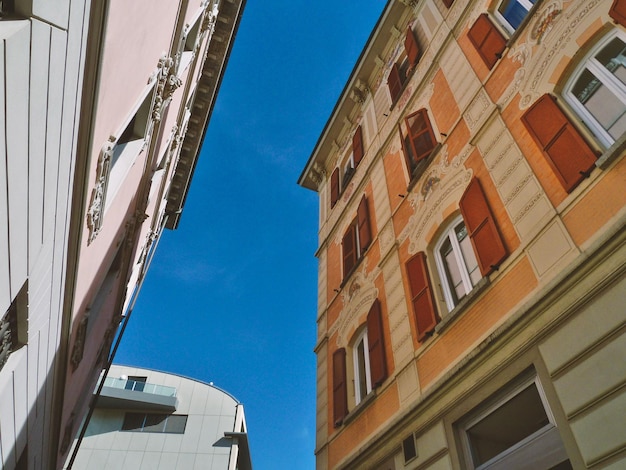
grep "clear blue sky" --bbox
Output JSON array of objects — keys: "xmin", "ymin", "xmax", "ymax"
[{"xmin": 116, "ymin": 2, "xmax": 387, "ymax": 468}]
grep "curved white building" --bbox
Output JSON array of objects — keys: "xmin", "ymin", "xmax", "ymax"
[{"xmin": 67, "ymin": 365, "xmax": 251, "ymax": 470}]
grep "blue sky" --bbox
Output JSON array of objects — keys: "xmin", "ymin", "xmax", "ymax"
[{"xmin": 116, "ymin": 2, "xmax": 387, "ymax": 468}]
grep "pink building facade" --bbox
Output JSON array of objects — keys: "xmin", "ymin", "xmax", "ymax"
[{"xmin": 0, "ymin": 1, "xmax": 244, "ymax": 469}]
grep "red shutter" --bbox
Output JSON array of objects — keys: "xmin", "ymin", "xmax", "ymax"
[
  {"xmin": 330, "ymin": 168, "xmax": 340, "ymax": 208},
  {"xmin": 610, "ymin": 0, "xmax": 626, "ymax": 27},
  {"xmin": 357, "ymin": 196, "xmax": 372, "ymax": 256},
  {"xmin": 405, "ymin": 27, "xmax": 420, "ymax": 67},
  {"xmin": 406, "ymin": 109, "xmax": 437, "ymax": 163},
  {"xmin": 406, "ymin": 252, "xmax": 439, "ymax": 342},
  {"xmin": 467, "ymin": 14, "xmax": 506, "ymax": 70},
  {"xmin": 353, "ymin": 126, "xmax": 364, "ymax": 166},
  {"xmin": 342, "ymin": 223, "xmax": 358, "ymax": 277},
  {"xmin": 332, "ymin": 348, "xmax": 348, "ymax": 426},
  {"xmin": 521, "ymin": 94, "xmax": 597, "ymax": 192},
  {"xmin": 387, "ymin": 63, "xmax": 403, "ymax": 104},
  {"xmin": 367, "ymin": 299, "xmax": 387, "ymax": 387},
  {"xmin": 459, "ymin": 177, "xmax": 507, "ymax": 276}
]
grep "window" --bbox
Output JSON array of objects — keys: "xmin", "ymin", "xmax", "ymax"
[
  {"xmin": 398, "ymin": 108, "xmax": 438, "ymax": 179},
  {"xmin": 330, "ymin": 126, "xmax": 365, "ymax": 208},
  {"xmin": 467, "ymin": 14, "xmax": 507, "ymax": 70},
  {"xmin": 388, "ymin": 27, "xmax": 421, "ymax": 103},
  {"xmin": 402, "ymin": 433, "xmax": 418, "ymax": 463},
  {"xmin": 353, "ymin": 329, "xmax": 372, "ymax": 404},
  {"xmin": 406, "ymin": 178, "xmax": 507, "ymax": 339},
  {"xmin": 106, "ymin": 88, "xmax": 154, "ymax": 210},
  {"xmin": 458, "ymin": 374, "xmax": 571, "ymax": 469},
  {"xmin": 125, "ymin": 376, "xmax": 147, "ymax": 392},
  {"xmin": 332, "ymin": 299, "xmax": 387, "ymax": 426},
  {"xmin": 522, "ymin": 94, "xmax": 597, "ymax": 192},
  {"xmin": 563, "ymin": 30, "xmax": 626, "ymax": 149},
  {"xmin": 435, "ymin": 217, "xmax": 482, "ymax": 312},
  {"xmin": 121, "ymin": 413, "xmax": 188, "ymax": 434},
  {"xmin": 178, "ymin": 13, "xmax": 202, "ymax": 73},
  {"xmin": 342, "ymin": 196, "xmax": 372, "ymax": 280},
  {"xmin": 495, "ymin": 0, "xmax": 536, "ymax": 35}
]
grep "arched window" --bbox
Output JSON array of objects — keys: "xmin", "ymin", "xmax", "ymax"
[
  {"xmin": 563, "ymin": 29, "xmax": 626, "ymax": 149},
  {"xmin": 434, "ymin": 215, "xmax": 482, "ymax": 312},
  {"xmin": 331, "ymin": 300, "xmax": 387, "ymax": 426}
]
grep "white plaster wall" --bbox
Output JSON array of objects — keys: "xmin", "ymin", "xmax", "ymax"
[
  {"xmin": 0, "ymin": 2, "xmax": 91, "ymax": 468},
  {"xmin": 69, "ymin": 366, "xmax": 241, "ymax": 470}
]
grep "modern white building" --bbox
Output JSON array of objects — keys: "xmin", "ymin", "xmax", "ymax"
[{"xmin": 66, "ymin": 365, "xmax": 251, "ymax": 470}]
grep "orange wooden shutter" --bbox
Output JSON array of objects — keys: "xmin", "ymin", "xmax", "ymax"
[
  {"xmin": 332, "ymin": 348, "xmax": 348, "ymax": 426},
  {"xmin": 406, "ymin": 109, "xmax": 437, "ymax": 163},
  {"xmin": 405, "ymin": 27, "xmax": 420, "ymax": 67},
  {"xmin": 521, "ymin": 94, "xmax": 597, "ymax": 192},
  {"xmin": 367, "ymin": 299, "xmax": 387, "ymax": 387},
  {"xmin": 357, "ymin": 196, "xmax": 372, "ymax": 256},
  {"xmin": 353, "ymin": 125, "xmax": 364, "ymax": 166},
  {"xmin": 610, "ymin": 0, "xmax": 626, "ymax": 27},
  {"xmin": 330, "ymin": 168, "xmax": 339, "ymax": 208},
  {"xmin": 342, "ymin": 224, "xmax": 358, "ymax": 277},
  {"xmin": 459, "ymin": 177, "xmax": 507, "ymax": 276},
  {"xmin": 387, "ymin": 63, "xmax": 403, "ymax": 103},
  {"xmin": 467, "ymin": 14, "xmax": 506, "ymax": 70},
  {"xmin": 406, "ymin": 252, "xmax": 439, "ymax": 342}
]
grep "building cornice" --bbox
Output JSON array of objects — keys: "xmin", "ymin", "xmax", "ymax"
[{"xmin": 165, "ymin": 0, "xmax": 247, "ymax": 229}]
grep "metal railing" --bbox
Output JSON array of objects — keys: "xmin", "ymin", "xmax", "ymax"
[{"xmin": 103, "ymin": 377, "xmax": 177, "ymax": 397}]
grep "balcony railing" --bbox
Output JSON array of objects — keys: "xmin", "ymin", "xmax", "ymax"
[{"xmin": 103, "ymin": 377, "xmax": 177, "ymax": 397}]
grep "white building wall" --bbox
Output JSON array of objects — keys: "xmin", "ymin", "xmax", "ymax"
[
  {"xmin": 69, "ymin": 366, "xmax": 244, "ymax": 470},
  {"xmin": 0, "ymin": 3, "xmax": 90, "ymax": 469}
]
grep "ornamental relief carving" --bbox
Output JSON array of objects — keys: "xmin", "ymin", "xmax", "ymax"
[
  {"xmin": 515, "ymin": 0, "xmax": 604, "ymax": 109},
  {"xmin": 86, "ymin": 137, "xmax": 115, "ymax": 245},
  {"xmin": 330, "ymin": 270, "xmax": 380, "ymax": 347},
  {"xmin": 402, "ymin": 166, "xmax": 473, "ymax": 255}
]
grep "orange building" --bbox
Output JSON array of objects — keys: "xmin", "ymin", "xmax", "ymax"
[{"xmin": 299, "ymin": 0, "xmax": 626, "ymax": 468}]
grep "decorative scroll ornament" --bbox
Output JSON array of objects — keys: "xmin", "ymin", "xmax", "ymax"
[
  {"xmin": 87, "ymin": 137, "xmax": 115, "ymax": 245},
  {"xmin": 153, "ymin": 56, "xmax": 182, "ymax": 123},
  {"xmin": 309, "ymin": 162, "xmax": 326, "ymax": 188},
  {"xmin": 60, "ymin": 411, "xmax": 76, "ymax": 454},
  {"xmin": 70, "ymin": 314, "xmax": 88, "ymax": 371},
  {"xmin": 530, "ymin": 4, "xmax": 562, "ymax": 44},
  {"xmin": 201, "ymin": 3, "xmax": 219, "ymax": 39},
  {"xmin": 350, "ymin": 79, "xmax": 370, "ymax": 103},
  {"xmin": 398, "ymin": 0, "xmax": 418, "ymax": 7}
]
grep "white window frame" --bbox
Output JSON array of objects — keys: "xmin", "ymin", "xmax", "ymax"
[
  {"xmin": 434, "ymin": 215, "xmax": 481, "ymax": 312},
  {"xmin": 494, "ymin": 0, "xmax": 535, "ymax": 36},
  {"xmin": 458, "ymin": 374, "xmax": 566, "ymax": 470},
  {"xmin": 177, "ymin": 9, "xmax": 203, "ymax": 75},
  {"xmin": 105, "ymin": 84, "xmax": 155, "ymax": 211},
  {"xmin": 352, "ymin": 328, "xmax": 372, "ymax": 405},
  {"xmin": 563, "ymin": 29, "xmax": 626, "ymax": 149},
  {"xmin": 341, "ymin": 152, "xmax": 356, "ymax": 191}
]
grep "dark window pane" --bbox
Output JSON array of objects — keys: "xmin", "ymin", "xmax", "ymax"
[
  {"xmin": 143, "ymin": 414, "xmax": 167, "ymax": 433},
  {"xmin": 467, "ymin": 383, "xmax": 549, "ymax": 466},
  {"xmin": 499, "ymin": 0, "xmax": 534, "ymax": 30},
  {"xmin": 165, "ymin": 415, "xmax": 188, "ymax": 434},
  {"xmin": 121, "ymin": 413, "xmax": 145, "ymax": 431}
]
